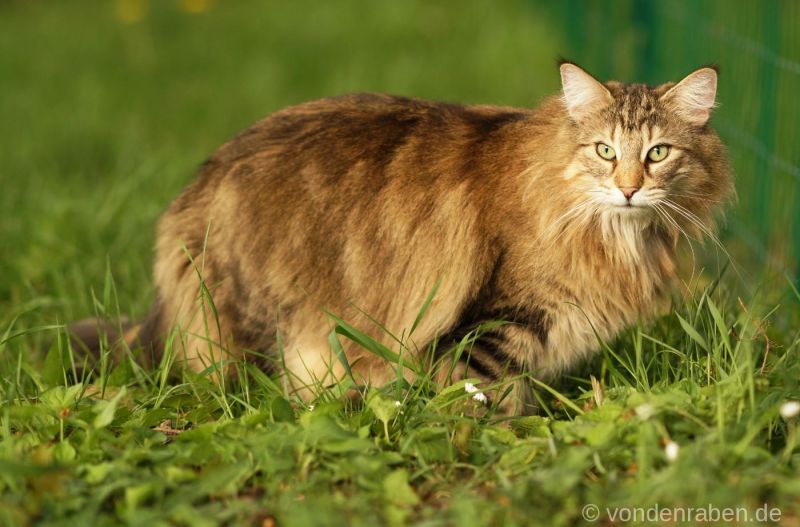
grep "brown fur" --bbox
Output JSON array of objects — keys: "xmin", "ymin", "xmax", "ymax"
[{"xmin": 86, "ymin": 64, "xmax": 732, "ymax": 414}]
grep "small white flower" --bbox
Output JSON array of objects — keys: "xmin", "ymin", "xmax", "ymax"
[
  {"xmin": 463, "ymin": 382, "xmax": 486, "ymax": 404},
  {"xmin": 308, "ymin": 404, "xmax": 315, "ymax": 412},
  {"xmin": 780, "ymin": 401, "xmax": 800, "ymax": 419},
  {"xmin": 394, "ymin": 400, "xmax": 402, "ymax": 407},
  {"xmin": 635, "ymin": 403, "xmax": 655, "ymax": 420},
  {"xmin": 664, "ymin": 440, "xmax": 680, "ymax": 462}
]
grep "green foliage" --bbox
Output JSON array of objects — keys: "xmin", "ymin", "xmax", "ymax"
[{"xmin": 2, "ymin": 276, "xmax": 800, "ymax": 525}]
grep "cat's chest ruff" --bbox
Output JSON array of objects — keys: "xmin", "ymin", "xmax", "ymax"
[{"xmin": 536, "ymin": 244, "xmax": 669, "ymax": 372}]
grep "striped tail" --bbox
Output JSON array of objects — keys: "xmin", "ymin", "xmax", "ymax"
[{"xmin": 67, "ymin": 316, "xmax": 144, "ymax": 363}]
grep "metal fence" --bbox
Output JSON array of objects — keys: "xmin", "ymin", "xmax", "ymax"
[{"xmin": 552, "ymin": 0, "xmax": 800, "ymax": 283}]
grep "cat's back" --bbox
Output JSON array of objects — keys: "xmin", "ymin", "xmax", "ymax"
[
  {"xmin": 157, "ymin": 92, "xmax": 555, "ymax": 288},
  {"xmin": 199, "ymin": 93, "xmax": 537, "ymax": 186},
  {"xmin": 159, "ymin": 93, "xmax": 545, "ymax": 244}
]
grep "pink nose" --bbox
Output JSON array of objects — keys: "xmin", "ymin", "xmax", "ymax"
[{"xmin": 619, "ymin": 187, "xmax": 640, "ymax": 200}]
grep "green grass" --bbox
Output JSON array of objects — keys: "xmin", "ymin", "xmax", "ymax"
[
  {"xmin": 2, "ymin": 1, "xmax": 800, "ymax": 525},
  {"xmin": 4, "ymin": 275, "xmax": 800, "ymax": 526}
]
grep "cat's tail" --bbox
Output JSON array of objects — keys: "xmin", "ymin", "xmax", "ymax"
[
  {"xmin": 67, "ymin": 309, "xmax": 160, "ymax": 369},
  {"xmin": 68, "ymin": 316, "xmax": 139, "ymax": 354}
]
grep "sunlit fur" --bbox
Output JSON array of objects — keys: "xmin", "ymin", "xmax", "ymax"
[{"xmin": 109, "ymin": 64, "xmax": 732, "ymax": 415}]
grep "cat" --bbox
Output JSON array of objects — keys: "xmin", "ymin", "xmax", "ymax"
[{"xmin": 72, "ymin": 62, "xmax": 732, "ymax": 414}]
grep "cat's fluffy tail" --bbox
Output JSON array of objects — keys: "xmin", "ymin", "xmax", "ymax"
[
  {"xmin": 67, "ymin": 315, "xmax": 155, "ymax": 369},
  {"xmin": 68, "ymin": 316, "xmax": 137, "ymax": 352}
]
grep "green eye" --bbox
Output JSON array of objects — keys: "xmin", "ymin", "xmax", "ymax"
[
  {"xmin": 647, "ymin": 144, "xmax": 670, "ymax": 162},
  {"xmin": 596, "ymin": 143, "xmax": 616, "ymax": 160}
]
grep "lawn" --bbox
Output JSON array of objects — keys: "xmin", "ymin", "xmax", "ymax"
[{"xmin": 1, "ymin": 1, "xmax": 799, "ymax": 525}]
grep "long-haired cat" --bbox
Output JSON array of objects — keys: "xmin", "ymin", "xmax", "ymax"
[{"xmin": 74, "ymin": 62, "xmax": 732, "ymax": 414}]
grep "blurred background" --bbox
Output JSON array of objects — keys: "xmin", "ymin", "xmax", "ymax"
[{"xmin": 0, "ymin": 0, "xmax": 798, "ymax": 323}]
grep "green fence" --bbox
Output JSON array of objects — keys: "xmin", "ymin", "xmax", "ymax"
[{"xmin": 552, "ymin": 0, "xmax": 800, "ymax": 282}]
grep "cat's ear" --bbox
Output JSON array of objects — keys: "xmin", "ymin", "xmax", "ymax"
[
  {"xmin": 559, "ymin": 62, "xmax": 613, "ymax": 121},
  {"xmin": 660, "ymin": 67, "xmax": 718, "ymax": 126}
]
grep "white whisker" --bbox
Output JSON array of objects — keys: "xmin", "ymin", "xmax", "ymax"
[
  {"xmin": 536, "ymin": 200, "xmax": 596, "ymax": 245},
  {"xmin": 660, "ymin": 198, "xmax": 741, "ymax": 277},
  {"xmin": 653, "ymin": 201, "xmax": 697, "ymax": 281}
]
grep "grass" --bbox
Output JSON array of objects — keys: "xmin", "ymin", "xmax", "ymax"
[
  {"xmin": 3, "ymin": 275, "xmax": 800, "ymax": 526},
  {"xmin": 2, "ymin": 1, "xmax": 800, "ymax": 525}
]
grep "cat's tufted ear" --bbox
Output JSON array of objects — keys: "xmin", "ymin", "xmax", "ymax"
[
  {"xmin": 559, "ymin": 62, "xmax": 613, "ymax": 121},
  {"xmin": 660, "ymin": 67, "xmax": 718, "ymax": 126}
]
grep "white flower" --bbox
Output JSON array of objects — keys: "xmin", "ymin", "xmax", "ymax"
[
  {"xmin": 394, "ymin": 400, "xmax": 402, "ymax": 407},
  {"xmin": 780, "ymin": 401, "xmax": 800, "ymax": 419},
  {"xmin": 635, "ymin": 403, "xmax": 655, "ymax": 420},
  {"xmin": 308, "ymin": 404, "xmax": 315, "ymax": 412},
  {"xmin": 472, "ymin": 392, "xmax": 488, "ymax": 404},
  {"xmin": 664, "ymin": 440, "xmax": 680, "ymax": 462},
  {"xmin": 464, "ymin": 382, "xmax": 487, "ymax": 404}
]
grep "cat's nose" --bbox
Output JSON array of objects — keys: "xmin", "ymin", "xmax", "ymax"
[{"xmin": 618, "ymin": 186, "xmax": 640, "ymax": 200}]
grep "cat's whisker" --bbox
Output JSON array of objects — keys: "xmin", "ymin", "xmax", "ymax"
[
  {"xmin": 668, "ymin": 192, "xmax": 724, "ymax": 204},
  {"xmin": 662, "ymin": 199, "xmax": 719, "ymax": 241},
  {"xmin": 660, "ymin": 199, "xmax": 740, "ymax": 276},
  {"xmin": 549, "ymin": 206, "xmax": 597, "ymax": 247},
  {"xmin": 537, "ymin": 200, "xmax": 595, "ymax": 244},
  {"xmin": 653, "ymin": 202, "xmax": 697, "ymax": 275},
  {"xmin": 550, "ymin": 203, "xmax": 598, "ymax": 246}
]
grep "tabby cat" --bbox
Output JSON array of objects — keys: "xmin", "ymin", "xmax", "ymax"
[{"xmin": 76, "ymin": 62, "xmax": 732, "ymax": 414}]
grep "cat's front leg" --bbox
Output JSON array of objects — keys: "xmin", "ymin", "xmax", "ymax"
[{"xmin": 435, "ymin": 323, "xmax": 539, "ymax": 416}]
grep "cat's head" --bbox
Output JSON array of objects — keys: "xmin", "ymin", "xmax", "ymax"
[{"xmin": 558, "ymin": 62, "xmax": 733, "ymax": 245}]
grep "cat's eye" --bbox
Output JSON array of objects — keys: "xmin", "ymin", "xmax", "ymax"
[
  {"xmin": 647, "ymin": 144, "xmax": 670, "ymax": 162},
  {"xmin": 596, "ymin": 143, "xmax": 616, "ymax": 160}
]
